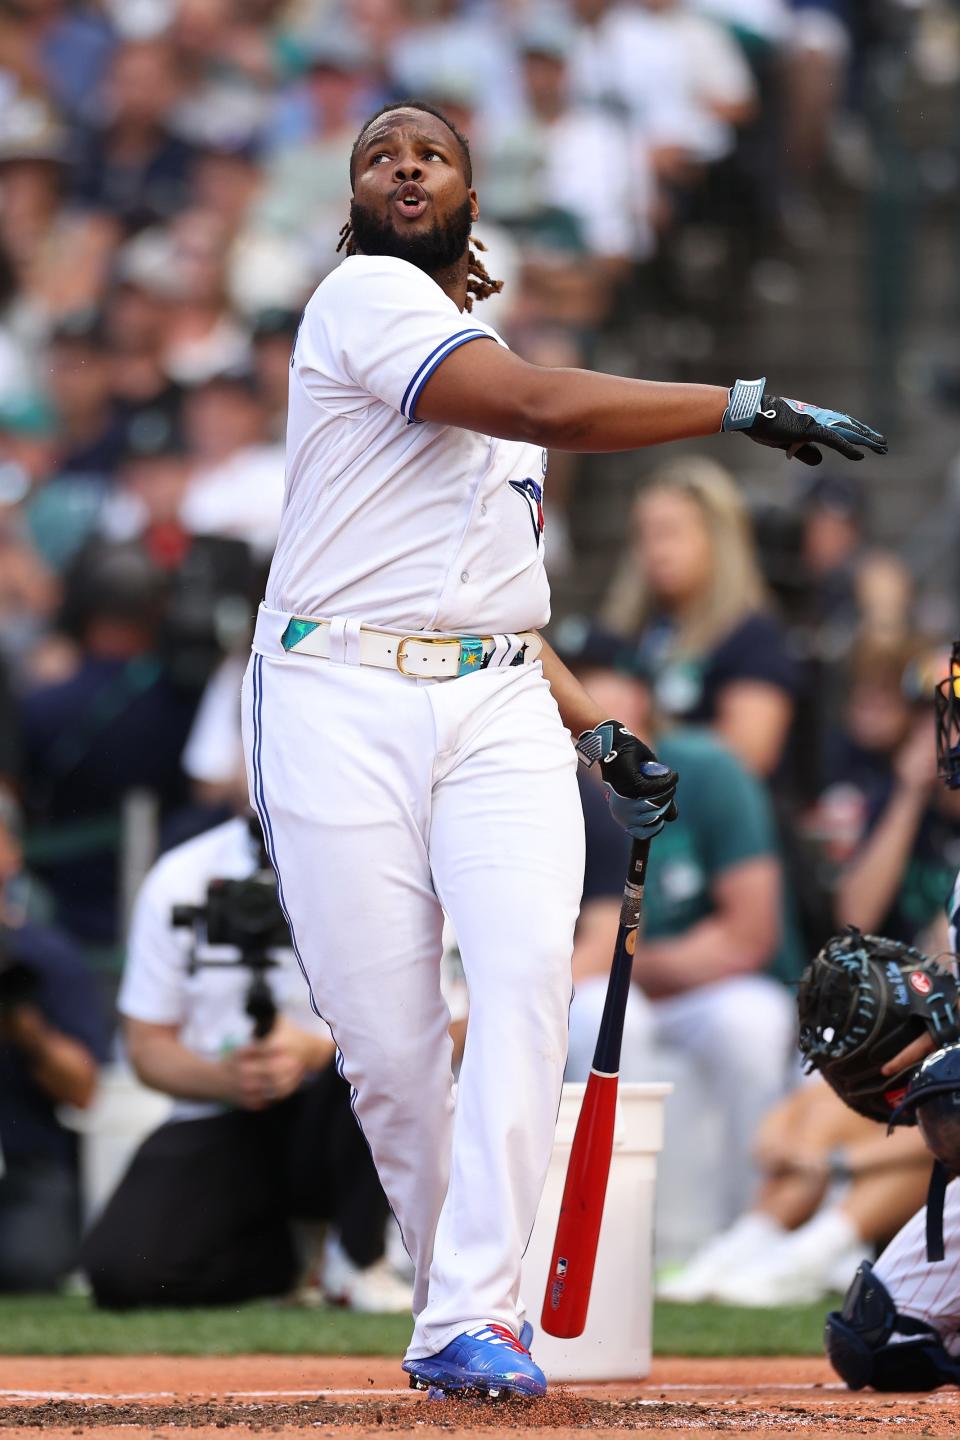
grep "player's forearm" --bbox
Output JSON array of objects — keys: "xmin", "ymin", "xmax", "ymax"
[
  {"xmin": 515, "ymin": 373, "xmax": 729, "ymax": 453},
  {"xmin": 539, "ymin": 639, "xmax": 606, "ymax": 737}
]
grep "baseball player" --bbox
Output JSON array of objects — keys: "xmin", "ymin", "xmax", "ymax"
[
  {"xmin": 241, "ymin": 99, "xmax": 885, "ymax": 1399},
  {"xmin": 825, "ymin": 644, "xmax": 960, "ymax": 1389}
]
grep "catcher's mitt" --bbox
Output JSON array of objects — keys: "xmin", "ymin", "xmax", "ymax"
[{"xmin": 797, "ymin": 927, "xmax": 960, "ymax": 1123}]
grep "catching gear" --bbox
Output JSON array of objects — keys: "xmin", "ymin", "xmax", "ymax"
[
  {"xmin": 936, "ymin": 641, "xmax": 960, "ymax": 790},
  {"xmin": 825, "ymin": 1261, "xmax": 960, "ymax": 1391},
  {"xmin": 402, "ymin": 1322, "xmax": 547, "ymax": 1399},
  {"xmin": 889, "ymin": 1044, "xmax": 960, "ymax": 1261},
  {"xmin": 722, "ymin": 377, "xmax": 887, "ymax": 466},
  {"xmin": 576, "ymin": 721, "xmax": 679, "ymax": 840},
  {"xmin": 797, "ymin": 927, "xmax": 960, "ymax": 1124}
]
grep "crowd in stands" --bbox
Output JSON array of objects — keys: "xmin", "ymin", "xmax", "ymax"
[{"xmin": 0, "ymin": 0, "xmax": 958, "ymax": 1312}]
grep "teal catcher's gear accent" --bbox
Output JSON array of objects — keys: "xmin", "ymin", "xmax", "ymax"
[
  {"xmin": 281, "ymin": 617, "xmax": 321, "ymax": 651},
  {"xmin": 458, "ymin": 637, "xmax": 486, "ymax": 675}
]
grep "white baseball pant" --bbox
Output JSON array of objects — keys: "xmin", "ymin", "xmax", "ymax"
[
  {"xmin": 241, "ymin": 643, "xmax": 585, "ymax": 1359},
  {"xmin": 874, "ymin": 1178, "xmax": 960, "ymax": 1353}
]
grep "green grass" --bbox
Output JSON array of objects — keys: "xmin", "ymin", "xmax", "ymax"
[{"xmin": 0, "ymin": 1295, "xmax": 837, "ymax": 1358}]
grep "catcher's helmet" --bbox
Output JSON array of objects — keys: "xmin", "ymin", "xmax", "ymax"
[
  {"xmin": 890, "ymin": 1042, "xmax": 960, "ymax": 1171},
  {"xmin": 935, "ymin": 641, "xmax": 960, "ymax": 789}
]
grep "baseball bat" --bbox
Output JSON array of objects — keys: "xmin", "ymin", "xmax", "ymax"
[{"xmin": 541, "ymin": 835, "xmax": 650, "ymax": 1338}]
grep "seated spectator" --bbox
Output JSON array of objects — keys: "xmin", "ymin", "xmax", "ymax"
[
  {"xmin": 19, "ymin": 540, "xmax": 197, "ymax": 953},
  {"xmin": 254, "ymin": 29, "xmax": 374, "ymax": 273},
  {"xmin": 835, "ymin": 650, "xmax": 960, "ymax": 949},
  {"xmin": 603, "ymin": 456, "xmax": 799, "ymax": 778},
  {"xmin": 0, "ymin": 94, "xmax": 115, "ymax": 325},
  {"xmin": 178, "ymin": 366, "xmax": 285, "ymax": 562},
  {"xmin": 569, "ymin": 0, "xmax": 755, "ymax": 176},
  {"xmin": 0, "ymin": 793, "xmax": 111, "ymax": 1292},
  {"xmin": 45, "ymin": 310, "xmax": 128, "ymax": 481},
  {"xmin": 558, "ymin": 623, "xmax": 801, "ymax": 1224},
  {"xmin": 483, "ymin": 23, "xmax": 652, "ymax": 278},
  {"xmin": 69, "ymin": 37, "xmax": 197, "ymax": 234},
  {"xmin": 805, "ymin": 637, "xmax": 920, "ymax": 875},
  {"xmin": 659, "ymin": 1078, "xmax": 931, "ymax": 1306},
  {"xmin": 82, "ymin": 810, "xmax": 412, "ymax": 1312}
]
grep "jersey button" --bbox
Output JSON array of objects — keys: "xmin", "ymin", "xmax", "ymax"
[
  {"xmin": 480, "ymin": 503, "xmax": 487, "ymax": 516},
  {"xmin": 460, "ymin": 570, "xmax": 469, "ymax": 583}
]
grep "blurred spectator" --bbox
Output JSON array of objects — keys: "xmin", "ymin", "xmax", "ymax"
[
  {"xmin": 82, "ymin": 811, "xmax": 411, "ymax": 1311},
  {"xmin": 659, "ymin": 1077, "xmax": 931, "ymax": 1306},
  {"xmin": 796, "ymin": 471, "xmax": 913, "ymax": 659},
  {"xmin": 0, "ymin": 792, "xmax": 111, "ymax": 1292},
  {"xmin": 70, "ymin": 38, "xmax": 196, "ymax": 234},
  {"xmin": 558, "ymin": 623, "xmax": 801, "ymax": 1224},
  {"xmin": 0, "ymin": 0, "xmax": 116, "ymax": 127},
  {"xmin": 250, "ymin": 307, "xmax": 298, "ymax": 440},
  {"xmin": 835, "ymin": 648, "xmax": 960, "ymax": 949},
  {"xmin": 388, "ymin": 0, "xmax": 521, "ymax": 128},
  {"xmin": 161, "ymin": 208, "xmax": 252, "ymax": 384},
  {"xmin": 255, "ymin": 29, "xmax": 373, "ymax": 270},
  {"xmin": 45, "ymin": 310, "xmax": 127, "ymax": 480},
  {"xmin": 178, "ymin": 368, "xmax": 285, "ymax": 561},
  {"xmin": 569, "ymin": 0, "xmax": 756, "ymax": 176},
  {"xmin": 603, "ymin": 457, "xmax": 799, "ymax": 779},
  {"xmin": 0, "ymin": 95, "xmax": 115, "ymax": 324},
  {"xmin": 18, "ymin": 540, "xmax": 196, "ymax": 954},
  {"xmin": 101, "ymin": 262, "xmax": 185, "ymax": 451},
  {"xmin": 482, "ymin": 23, "xmax": 651, "ymax": 283}
]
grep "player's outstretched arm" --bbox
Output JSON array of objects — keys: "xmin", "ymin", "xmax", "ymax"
[{"xmin": 415, "ymin": 342, "xmax": 886, "ymax": 463}]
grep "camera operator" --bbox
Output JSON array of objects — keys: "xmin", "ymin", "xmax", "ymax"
[
  {"xmin": 0, "ymin": 792, "xmax": 111, "ymax": 1291},
  {"xmin": 81, "ymin": 810, "xmax": 411, "ymax": 1311}
]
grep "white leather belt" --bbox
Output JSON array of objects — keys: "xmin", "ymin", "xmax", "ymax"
[{"xmin": 252, "ymin": 605, "xmax": 542, "ymax": 680}]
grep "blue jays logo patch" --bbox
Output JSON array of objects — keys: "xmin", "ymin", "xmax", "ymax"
[{"xmin": 509, "ymin": 477, "xmax": 544, "ymax": 549}]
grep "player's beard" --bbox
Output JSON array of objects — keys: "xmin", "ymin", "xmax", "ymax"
[{"xmin": 349, "ymin": 195, "xmax": 473, "ymax": 274}]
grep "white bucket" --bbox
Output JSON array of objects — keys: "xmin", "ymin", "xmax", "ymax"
[{"xmin": 521, "ymin": 1080, "xmax": 671, "ymax": 1381}]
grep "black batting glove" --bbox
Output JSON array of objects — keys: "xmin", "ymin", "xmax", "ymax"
[
  {"xmin": 576, "ymin": 721, "xmax": 679, "ymax": 841},
  {"xmin": 722, "ymin": 377, "xmax": 887, "ymax": 467}
]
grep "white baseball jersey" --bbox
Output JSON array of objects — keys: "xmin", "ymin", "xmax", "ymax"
[{"xmin": 265, "ymin": 254, "xmax": 551, "ymax": 634}]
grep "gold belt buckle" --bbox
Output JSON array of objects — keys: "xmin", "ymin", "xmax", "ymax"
[{"xmin": 396, "ymin": 634, "xmax": 463, "ymax": 678}]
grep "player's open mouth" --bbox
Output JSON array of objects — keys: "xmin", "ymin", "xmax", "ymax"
[{"xmin": 392, "ymin": 182, "xmax": 428, "ymax": 220}]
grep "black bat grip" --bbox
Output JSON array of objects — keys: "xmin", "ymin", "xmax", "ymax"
[{"xmin": 591, "ymin": 837, "xmax": 650, "ymax": 1075}]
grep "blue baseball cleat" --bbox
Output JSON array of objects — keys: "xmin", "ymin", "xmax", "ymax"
[{"xmin": 403, "ymin": 1322, "xmax": 546, "ymax": 1399}]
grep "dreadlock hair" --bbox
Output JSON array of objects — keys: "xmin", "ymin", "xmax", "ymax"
[{"xmin": 336, "ymin": 100, "xmax": 503, "ymax": 314}]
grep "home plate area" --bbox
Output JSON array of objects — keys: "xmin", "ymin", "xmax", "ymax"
[{"xmin": 2, "ymin": 1357, "xmax": 960, "ymax": 1437}]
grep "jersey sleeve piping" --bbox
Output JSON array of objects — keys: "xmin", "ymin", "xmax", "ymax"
[{"xmin": 402, "ymin": 328, "xmax": 493, "ymax": 423}]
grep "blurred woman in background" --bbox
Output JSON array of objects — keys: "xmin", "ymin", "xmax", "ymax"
[{"xmin": 603, "ymin": 456, "xmax": 798, "ymax": 779}]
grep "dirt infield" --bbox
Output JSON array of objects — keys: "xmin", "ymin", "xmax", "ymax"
[{"xmin": 1, "ymin": 1354, "xmax": 959, "ymax": 1438}]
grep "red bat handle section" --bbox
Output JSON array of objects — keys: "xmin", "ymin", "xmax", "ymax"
[{"xmin": 540, "ymin": 1071, "xmax": 618, "ymax": 1337}]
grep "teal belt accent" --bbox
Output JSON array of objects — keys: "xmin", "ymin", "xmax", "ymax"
[
  {"xmin": 457, "ymin": 638, "xmax": 486, "ymax": 675},
  {"xmin": 281, "ymin": 617, "xmax": 321, "ymax": 651}
]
